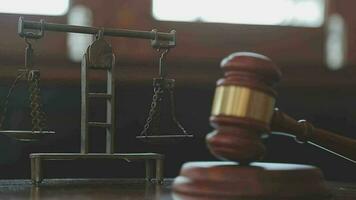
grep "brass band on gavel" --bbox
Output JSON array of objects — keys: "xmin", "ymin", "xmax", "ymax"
[{"xmin": 211, "ymin": 85, "xmax": 275, "ymax": 124}]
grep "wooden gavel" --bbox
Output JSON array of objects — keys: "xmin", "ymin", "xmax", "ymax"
[
  {"xmin": 173, "ymin": 52, "xmax": 338, "ymax": 199},
  {"xmin": 207, "ymin": 52, "xmax": 356, "ymax": 164}
]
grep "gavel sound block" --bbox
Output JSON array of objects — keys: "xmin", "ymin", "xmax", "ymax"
[{"xmin": 172, "ymin": 52, "xmax": 356, "ymax": 199}]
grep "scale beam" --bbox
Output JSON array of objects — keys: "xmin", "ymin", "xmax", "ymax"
[{"xmin": 18, "ymin": 17, "xmax": 175, "ymax": 42}]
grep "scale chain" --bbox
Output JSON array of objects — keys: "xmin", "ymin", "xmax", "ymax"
[
  {"xmin": 140, "ymin": 86, "xmax": 163, "ymax": 136},
  {"xmin": 0, "ymin": 70, "xmax": 48, "ymax": 133},
  {"xmin": 140, "ymin": 83, "xmax": 188, "ymax": 136},
  {"xmin": 28, "ymin": 71, "xmax": 47, "ymax": 132},
  {"xmin": 0, "ymin": 71, "xmax": 27, "ymax": 129},
  {"xmin": 169, "ymin": 89, "xmax": 188, "ymax": 135}
]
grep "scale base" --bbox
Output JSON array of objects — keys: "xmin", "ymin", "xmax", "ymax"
[
  {"xmin": 173, "ymin": 161, "xmax": 331, "ymax": 200},
  {"xmin": 30, "ymin": 153, "xmax": 164, "ymax": 185}
]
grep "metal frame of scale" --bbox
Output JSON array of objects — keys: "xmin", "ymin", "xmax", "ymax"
[{"xmin": 14, "ymin": 17, "xmax": 176, "ymax": 185}]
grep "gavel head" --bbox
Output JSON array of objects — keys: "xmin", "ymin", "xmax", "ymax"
[{"xmin": 207, "ymin": 52, "xmax": 282, "ymax": 164}]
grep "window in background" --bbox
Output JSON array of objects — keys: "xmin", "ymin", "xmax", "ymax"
[
  {"xmin": 0, "ymin": 0, "xmax": 69, "ymax": 16},
  {"xmin": 67, "ymin": 5, "xmax": 93, "ymax": 62},
  {"xmin": 325, "ymin": 14, "xmax": 347, "ymax": 70},
  {"xmin": 152, "ymin": 0, "xmax": 325, "ymax": 27}
]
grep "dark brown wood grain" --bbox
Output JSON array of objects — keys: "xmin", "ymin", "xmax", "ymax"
[
  {"xmin": 0, "ymin": 179, "xmax": 355, "ymax": 200},
  {"xmin": 173, "ymin": 162, "xmax": 331, "ymax": 200},
  {"xmin": 271, "ymin": 109, "xmax": 356, "ymax": 162}
]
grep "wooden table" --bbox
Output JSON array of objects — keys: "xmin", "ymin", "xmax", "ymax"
[{"xmin": 0, "ymin": 179, "xmax": 355, "ymax": 200}]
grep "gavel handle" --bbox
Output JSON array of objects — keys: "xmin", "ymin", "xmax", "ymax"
[{"xmin": 270, "ymin": 109, "xmax": 356, "ymax": 163}]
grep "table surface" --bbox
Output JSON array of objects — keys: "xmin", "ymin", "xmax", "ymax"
[{"xmin": 0, "ymin": 179, "xmax": 356, "ymax": 200}]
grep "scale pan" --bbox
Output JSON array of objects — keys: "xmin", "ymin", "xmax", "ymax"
[
  {"xmin": 136, "ymin": 134, "xmax": 194, "ymax": 144},
  {"xmin": 0, "ymin": 130, "xmax": 55, "ymax": 142}
]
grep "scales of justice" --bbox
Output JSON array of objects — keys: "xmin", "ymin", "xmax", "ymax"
[
  {"xmin": 1, "ymin": 17, "xmax": 356, "ymax": 200},
  {"xmin": 0, "ymin": 17, "xmax": 192, "ymax": 185}
]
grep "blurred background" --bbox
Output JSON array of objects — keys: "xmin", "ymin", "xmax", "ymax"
[{"xmin": 0, "ymin": 0, "xmax": 355, "ymax": 181}]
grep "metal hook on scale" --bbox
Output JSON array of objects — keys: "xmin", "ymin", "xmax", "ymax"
[
  {"xmin": 87, "ymin": 28, "xmax": 113, "ymax": 69},
  {"xmin": 158, "ymin": 48, "xmax": 170, "ymax": 79}
]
